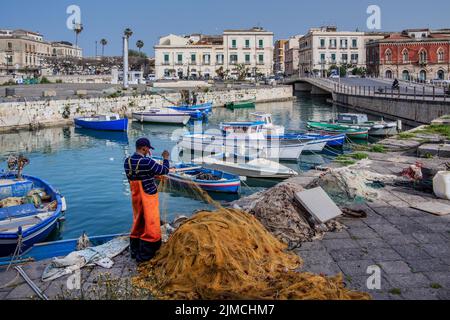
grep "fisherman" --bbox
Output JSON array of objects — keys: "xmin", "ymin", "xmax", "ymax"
[{"xmin": 124, "ymin": 138, "xmax": 170, "ymax": 262}]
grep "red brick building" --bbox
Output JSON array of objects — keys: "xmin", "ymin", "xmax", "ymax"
[{"xmin": 366, "ymin": 29, "xmax": 450, "ymax": 82}]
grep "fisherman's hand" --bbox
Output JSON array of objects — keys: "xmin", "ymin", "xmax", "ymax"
[{"xmin": 162, "ymin": 150, "xmax": 170, "ymax": 160}]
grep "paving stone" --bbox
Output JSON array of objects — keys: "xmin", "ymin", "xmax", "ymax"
[
  {"xmin": 347, "ymin": 227, "xmax": 380, "ymax": 239},
  {"xmin": 407, "ymin": 259, "xmax": 450, "ymax": 273},
  {"xmin": 302, "ymin": 261, "xmax": 343, "ymax": 276},
  {"xmin": 386, "ymin": 200, "xmax": 410, "ymax": 208},
  {"xmin": 384, "ymin": 215, "xmax": 414, "ymax": 225},
  {"xmin": 400, "ymin": 288, "xmax": 441, "ymax": 300},
  {"xmin": 298, "ymin": 249, "xmax": 335, "ymax": 265},
  {"xmin": 5, "ymin": 283, "xmax": 38, "ymax": 300},
  {"xmin": 370, "ymin": 291, "xmax": 395, "ymax": 300},
  {"xmin": 328, "ymin": 248, "xmax": 370, "ymax": 262},
  {"xmin": 394, "ymin": 221, "xmax": 431, "ymax": 234},
  {"xmin": 424, "ymin": 272, "xmax": 450, "ymax": 288},
  {"xmin": 337, "ymin": 260, "xmax": 376, "ymax": 276},
  {"xmin": 425, "ymin": 223, "xmax": 450, "ymax": 232},
  {"xmin": 440, "ymin": 256, "xmax": 450, "ymax": 266},
  {"xmin": 371, "ymin": 224, "xmax": 403, "ymax": 237},
  {"xmin": 356, "ymin": 238, "xmax": 391, "ymax": 250},
  {"xmin": 421, "ymin": 243, "xmax": 450, "ymax": 258},
  {"xmin": 362, "ymin": 215, "xmax": 391, "ymax": 226},
  {"xmin": 44, "ymin": 279, "xmax": 70, "ymax": 299},
  {"xmin": 21, "ymin": 262, "xmax": 48, "ymax": 281},
  {"xmin": 378, "ymin": 261, "xmax": 412, "ymax": 274},
  {"xmin": 322, "ymin": 229, "xmax": 351, "ymax": 240},
  {"xmin": 345, "ymin": 275, "xmax": 391, "ymax": 294},
  {"xmin": 368, "ymin": 248, "xmax": 403, "ymax": 261},
  {"xmin": 339, "ymin": 218, "xmax": 367, "ymax": 228},
  {"xmin": 384, "ymin": 235, "xmax": 419, "ymax": 246},
  {"xmin": 0, "ymin": 269, "xmax": 25, "ymax": 289},
  {"xmin": 322, "ymin": 239, "xmax": 360, "ymax": 251},
  {"xmin": 296, "ymin": 241, "xmax": 326, "ymax": 252},
  {"xmin": 411, "ymin": 232, "xmax": 447, "ymax": 244},
  {"xmin": 437, "ymin": 290, "xmax": 450, "ymax": 300},
  {"xmin": 386, "ymin": 272, "xmax": 432, "ymax": 289},
  {"xmin": 410, "ymin": 216, "xmax": 446, "ymax": 225},
  {"xmin": 392, "ymin": 244, "xmax": 433, "ymax": 260}
]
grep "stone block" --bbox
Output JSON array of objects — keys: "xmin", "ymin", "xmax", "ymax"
[{"xmin": 42, "ymin": 90, "xmax": 56, "ymax": 97}]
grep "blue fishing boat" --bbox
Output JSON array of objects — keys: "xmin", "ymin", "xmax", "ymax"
[
  {"xmin": 160, "ymin": 163, "xmax": 242, "ymax": 194},
  {"xmin": 74, "ymin": 114, "xmax": 128, "ymax": 132},
  {"xmin": 0, "ymin": 172, "xmax": 66, "ymax": 258},
  {"xmin": 273, "ymin": 132, "xmax": 346, "ymax": 149},
  {"xmin": 168, "ymin": 102, "xmax": 213, "ymax": 120},
  {"xmin": 0, "ymin": 234, "xmax": 125, "ymax": 266}
]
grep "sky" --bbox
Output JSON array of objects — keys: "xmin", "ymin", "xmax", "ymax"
[{"xmin": 1, "ymin": 0, "xmax": 450, "ymax": 57}]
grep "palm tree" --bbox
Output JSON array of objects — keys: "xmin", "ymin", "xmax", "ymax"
[
  {"xmin": 100, "ymin": 39, "xmax": 108, "ymax": 57},
  {"xmin": 136, "ymin": 40, "xmax": 144, "ymax": 53},
  {"xmin": 124, "ymin": 28, "xmax": 133, "ymax": 39},
  {"xmin": 73, "ymin": 23, "xmax": 84, "ymax": 47}
]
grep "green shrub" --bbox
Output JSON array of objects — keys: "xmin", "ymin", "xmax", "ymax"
[{"xmin": 40, "ymin": 77, "xmax": 52, "ymax": 84}]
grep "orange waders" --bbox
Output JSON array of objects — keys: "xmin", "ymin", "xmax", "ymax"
[{"xmin": 129, "ymin": 180, "xmax": 162, "ymax": 262}]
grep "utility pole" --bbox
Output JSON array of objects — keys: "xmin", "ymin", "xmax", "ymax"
[{"xmin": 123, "ymin": 36, "xmax": 129, "ymax": 89}]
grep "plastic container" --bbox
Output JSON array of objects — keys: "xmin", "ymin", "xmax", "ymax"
[{"xmin": 433, "ymin": 171, "xmax": 450, "ymax": 200}]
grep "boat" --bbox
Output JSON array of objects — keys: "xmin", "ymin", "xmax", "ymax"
[
  {"xmin": 193, "ymin": 153, "xmax": 299, "ymax": 179},
  {"xmin": 269, "ymin": 133, "xmax": 347, "ymax": 150},
  {"xmin": 74, "ymin": 114, "xmax": 128, "ymax": 132},
  {"xmin": 0, "ymin": 233, "xmax": 124, "ymax": 267},
  {"xmin": 0, "ymin": 172, "xmax": 66, "ymax": 258},
  {"xmin": 332, "ymin": 113, "xmax": 399, "ymax": 137},
  {"xmin": 251, "ymin": 112, "xmax": 285, "ymax": 136},
  {"xmin": 307, "ymin": 122, "xmax": 369, "ymax": 140},
  {"xmin": 163, "ymin": 164, "xmax": 242, "ymax": 194},
  {"xmin": 225, "ymin": 99, "xmax": 256, "ymax": 110},
  {"xmin": 179, "ymin": 122, "xmax": 306, "ymax": 161},
  {"xmin": 132, "ymin": 108, "xmax": 191, "ymax": 125},
  {"xmin": 167, "ymin": 103, "xmax": 212, "ymax": 120}
]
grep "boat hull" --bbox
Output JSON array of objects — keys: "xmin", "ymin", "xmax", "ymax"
[
  {"xmin": 132, "ymin": 112, "xmax": 190, "ymax": 125},
  {"xmin": 74, "ymin": 118, "xmax": 128, "ymax": 132},
  {"xmin": 166, "ymin": 173, "xmax": 241, "ymax": 194},
  {"xmin": 307, "ymin": 122, "xmax": 369, "ymax": 140},
  {"xmin": 225, "ymin": 100, "xmax": 256, "ymax": 110}
]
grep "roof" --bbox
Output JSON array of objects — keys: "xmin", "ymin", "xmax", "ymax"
[{"xmin": 224, "ymin": 27, "xmax": 272, "ymax": 34}]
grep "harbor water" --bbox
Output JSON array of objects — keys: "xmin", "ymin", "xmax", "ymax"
[{"xmin": 0, "ymin": 94, "xmax": 351, "ymax": 240}]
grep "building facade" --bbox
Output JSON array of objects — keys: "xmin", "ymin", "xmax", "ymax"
[
  {"xmin": 0, "ymin": 29, "xmax": 82, "ymax": 76},
  {"xmin": 154, "ymin": 27, "xmax": 274, "ymax": 80},
  {"xmin": 284, "ymin": 35, "xmax": 302, "ymax": 77},
  {"xmin": 298, "ymin": 26, "xmax": 386, "ymax": 77},
  {"xmin": 366, "ymin": 29, "xmax": 450, "ymax": 81},
  {"xmin": 274, "ymin": 39, "xmax": 287, "ymax": 75}
]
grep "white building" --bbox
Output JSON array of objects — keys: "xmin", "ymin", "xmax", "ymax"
[
  {"xmin": 284, "ymin": 35, "xmax": 302, "ymax": 77},
  {"xmin": 298, "ymin": 26, "xmax": 385, "ymax": 77},
  {"xmin": 154, "ymin": 27, "xmax": 274, "ymax": 80}
]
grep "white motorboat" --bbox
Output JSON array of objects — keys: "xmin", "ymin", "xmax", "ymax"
[
  {"xmin": 251, "ymin": 112, "xmax": 285, "ymax": 136},
  {"xmin": 333, "ymin": 113, "xmax": 399, "ymax": 137},
  {"xmin": 179, "ymin": 122, "xmax": 306, "ymax": 161},
  {"xmin": 193, "ymin": 153, "xmax": 299, "ymax": 179},
  {"xmin": 132, "ymin": 108, "xmax": 191, "ymax": 125}
]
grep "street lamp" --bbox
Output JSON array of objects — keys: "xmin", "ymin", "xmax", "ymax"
[{"xmin": 123, "ymin": 28, "xmax": 133, "ymax": 89}]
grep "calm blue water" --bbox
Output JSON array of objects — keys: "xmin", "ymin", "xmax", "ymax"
[{"xmin": 0, "ymin": 94, "xmax": 349, "ymax": 240}]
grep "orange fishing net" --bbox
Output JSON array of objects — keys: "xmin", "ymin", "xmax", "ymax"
[{"xmin": 133, "ymin": 205, "xmax": 371, "ymax": 300}]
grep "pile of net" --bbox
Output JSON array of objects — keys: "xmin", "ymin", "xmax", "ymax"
[
  {"xmin": 307, "ymin": 167, "xmax": 397, "ymax": 205},
  {"xmin": 132, "ymin": 208, "xmax": 370, "ymax": 300},
  {"xmin": 232, "ymin": 182, "xmax": 344, "ymax": 248}
]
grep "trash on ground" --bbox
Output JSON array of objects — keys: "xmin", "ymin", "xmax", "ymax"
[
  {"xmin": 132, "ymin": 209, "xmax": 370, "ymax": 300},
  {"xmin": 294, "ymin": 187, "xmax": 343, "ymax": 224},
  {"xmin": 42, "ymin": 236, "xmax": 129, "ymax": 282}
]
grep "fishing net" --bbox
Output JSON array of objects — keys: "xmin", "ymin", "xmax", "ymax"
[
  {"xmin": 133, "ymin": 208, "xmax": 370, "ymax": 300},
  {"xmin": 232, "ymin": 182, "xmax": 344, "ymax": 248},
  {"xmin": 132, "ymin": 179, "xmax": 370, "ymax": 300}
]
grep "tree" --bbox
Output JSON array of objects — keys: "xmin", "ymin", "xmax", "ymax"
[
  {"xmin": 235, "ymin": 64, "xmax": 249, "ymax": 81},
  {"xmin": 124, "ymin": 28, "xmax": 133, "ymax": 39},
  {"xmin": 73, "ymin": 23, "xmax": 84, "ymax": 47},
  {"xmin": 136, "ymin": 40, "xmax": 144, "ymax": 53},
  {"xmin": 215, "ymin": 66, "xmax": 229, "ymax": 80},
  {"xmin": 100, "ymin": 39, "xmax": 108, "ymax": 57}
]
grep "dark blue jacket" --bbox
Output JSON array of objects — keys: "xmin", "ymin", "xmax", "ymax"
[{"xmin": 124, "ymin": 153, "xmax": 170, "ymax": 195}]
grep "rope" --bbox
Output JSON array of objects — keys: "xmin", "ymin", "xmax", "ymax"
[{"xmin": 7, "ymin": 231, "xmax": 24, "ymax": 272}]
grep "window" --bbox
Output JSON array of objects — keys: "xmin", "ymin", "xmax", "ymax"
[
  {"xmin": 385, "ymin": 49, "xmax": 392, "ymax": 63},
  {"xmin": 164, "ymin": 54, "xmax": 170, "ymax": 64},
  {"xmin": 402, "ymin": 49, "xmax": 409, "ymax": 63},
  {"xmin": 245, "ymin": 54, "xmax": 251, "ymax": 64},
  {"xmin": 320, "ymin": 53, "xmax": 326, "ymax": 63},
  {"xmin": 341, "ymin": 54, "xmax": 348, "ymax": 63},
  {"xmin": 437, "ymin": 70, "xmax": 445, "ymax": 80},
  {"xmin": 437, "ymin": 49, "xmax": 445, "ymax": 62},
  {"xmin": 216, "ymin": 53, "xmax": 224, "ymax": 64},
  {"xmin": 230, "ymin": 54, "xmax": 238, "ymax": 64},
  {"xmin": 258, "ymin": 39, "xmax": 264, "ymax": 48},
  {"xmin": 7, "ymin": 42, "xmax": 12, "ymax": 50},
  {"xmin": 245, "ymin": 39, "xmax": 250, "ymax": 48},
  {"xmin": 352, "ymin": 39, "xmax": 358, "ymax": 48},
  {"xmin": 402, "ymin": 70, "xmax": 410, "ymax": 81},
  {"xmin": 419, "ymin": 49, "xmax": 427, "ymax": 63},
  {"xmin": 320, "ymin": 39, "xmax": 325, "ymax": 48},
  {"xmin": 177, "ymin": 54, "xmax": 183, "ymax": 64},
  {"xmin": 330, "ymin": 53, "xmax": 336, "ymax": 63},
  {"xmin": 340, "ymin": 39, "xmax": 348, "ymax": 49},
  {"xmin": 351, "ymin": 53, "xmax": 359, "ymax": 63},
  {"xmin": 231, "ymin": 39, "xmax": 237, "ymax": 48},
  {"xmin": 329, "ymin": 39, "xmax": 337, "ymax": 48},
  {"xmin": 258, "ymin": 54, "xmax": 264, "ymax": 64},
  {"xmin": 203, "ymin": 54, "xmax": 211, "ymax": 65},
  {"xmin": 191, "ymin": 54, "xmax": 196, "ymax": 64}
]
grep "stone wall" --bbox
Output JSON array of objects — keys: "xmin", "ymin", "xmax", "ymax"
[
  {"xmin": 333, "ymin": 92, "xmax": 450, "ymax": 125},
  {"xmin": 0, "ymin": 86, "xmax": 293, "ymax": 132}
]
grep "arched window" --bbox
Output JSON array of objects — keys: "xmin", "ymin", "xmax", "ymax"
[
  {"xmin": 419, "ymin": 49, "xmax": 427, "ymax": 63},
  {"xmin": 402, "ymin": 70, "xmax": 410, "ymax": 81},
  {"xmin": 437, "ymin": 48, "xmax": 445, "ymax": 62},
  {"xmin": 437, "ymin": 70, "xmax": 445, "ymax": 80},
  {"xmin": 385, "ymin": 70, "xmax": 393, "ymax": 79},
  {"xmin": 402, "ymin": 49, "xmax": 409, "ymax": 63},
  {"xmin": 419, "ymin": 70, "xmax": 427, "ymax": 82},
  {"xmin": 385, "ymin": 49, "xmax": 392, "ymax": 63}
]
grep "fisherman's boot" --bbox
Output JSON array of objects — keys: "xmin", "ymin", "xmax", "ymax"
[
  {"xmin": 130, "ymin": 238, "xmax": 140, "ymax": 260},
  {"xmin": 136, "ymin": 240, "xmax": 162, "ymax": 263}
]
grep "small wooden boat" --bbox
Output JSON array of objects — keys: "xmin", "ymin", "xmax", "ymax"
[
  {"xmin": 164, "ymin": 164, "xmax": 241, "ymax": 194},
  {"xmin": 74, "ymin": 114, "xmax": 128, "ymax": 132},
  {"xmin": 169, "ymin": 102, "xmax": 213, "ymax": 120},
  {"xmin": 270, "ymin": 133, "xmax": 346, "ymax": 150},
  {"xmin": 0, "ymin": 173, "xmax": 66, "ymax": 258},
  {"xmin": 332, "ymin": 114, "xmax": 399, "ymax": 137},
  {"xmin": 193, "ymin": 154, "xmax": 298, "ymax": 179},
  {"xmin": 132, "ymin": 108, "xmax": 191, "ymax": 125},
  {"xmin": 307, "ymin": 122, "xmax": 369, "ymax": 140},
  {"xmin": 225, "ymin": 99, "xmax": 256, "ymax": 110}
]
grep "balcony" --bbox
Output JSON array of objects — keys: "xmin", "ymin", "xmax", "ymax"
[
  {"xmin": 175, "ymin": 62, "xmax": 183, "ymax": 66},
  {"xmin": 162, "ymin": 62, "xmax": 170, "ymax": 66},
  {"xmin": 418, "ymin": 60, "xmax": 428, "ymax": 66},
  {"xmin": 189, "ymin": 62, "xmax": 197, "ymax": 66},
  {"xmin": 230, "ymin": 61, "xmax": 238, "ymax": 65},
  {"xmin": 257, "ymin": 61, "xmax": 265, "ymax": 65},
  {"xmin": 244, "ymin": 61, "xmax": 252, "ymax": 65},
  {"xmin": 202, "ymin": 62, "xmax": 211, "ymax": 66}
]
